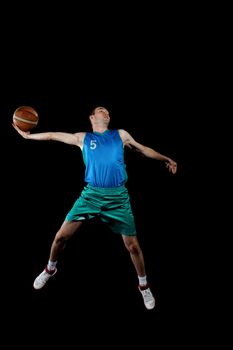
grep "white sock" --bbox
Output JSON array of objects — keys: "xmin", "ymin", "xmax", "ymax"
[
  {"xmin": 47, "ymin": 260, "xmax": 57, "ymax": 271},
  {"xmin": 138, "ymin": 275, "xmax": 147, "ymax": 287}
]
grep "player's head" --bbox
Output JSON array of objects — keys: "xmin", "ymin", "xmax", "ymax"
[
  {"xmin": 89, "ymin": 106, "xmax": 110, "ymax": 127},
  {"xmin": 91, "ymin": 106, "xmax": 110, "ymax": 117}
]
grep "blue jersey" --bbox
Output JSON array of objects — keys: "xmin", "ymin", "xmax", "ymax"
[{"xmin": 82, "ymin": 129, "xmax": 128, "ymax": 188}]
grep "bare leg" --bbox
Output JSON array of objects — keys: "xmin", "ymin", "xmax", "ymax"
[
  {"xmin": 122, "ymin": 235, "xmax": 156, "ymax": 310},
  {"xmin": 33, "ymin": 220, "xmax": 83, "ymax": 290},
  {"xmin": 122, "ymin": 235, "xmax": 146, "ymax": 277},
  {"xmin": 49, "ymin": 220, "xmax": 83, "ymax": 261}
]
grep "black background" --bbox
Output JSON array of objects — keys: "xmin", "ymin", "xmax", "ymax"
[{"xmin": 1, "ymin": 4, "xmax": 204, "ymax": 347}]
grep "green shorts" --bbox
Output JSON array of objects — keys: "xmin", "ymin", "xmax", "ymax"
[{"xmin": 65, "ymin": 184, "xmax": 136, "ymax": 236}]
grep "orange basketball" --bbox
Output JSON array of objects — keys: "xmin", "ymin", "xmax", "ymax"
[{"xmin": 13, "ymin": 106, "xmax": 39, "ymax": 131}]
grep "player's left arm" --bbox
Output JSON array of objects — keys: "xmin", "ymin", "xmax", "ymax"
[{"xmin": 119, "ymin": 129, "xmax": 177, "ymax": 174}]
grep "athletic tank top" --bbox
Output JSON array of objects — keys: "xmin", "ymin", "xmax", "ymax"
[{"xmin": 82, "ymin": 129, "xmax": 128, "ymax": 188}]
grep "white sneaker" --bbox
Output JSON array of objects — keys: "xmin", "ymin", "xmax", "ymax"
[
  {"xmin": 33, "ymin": 267, "xmax": 57, "ymax": 290},
  {"xmin": 139, "ymin": 285, "xmax": 156, "ymax": 310}
]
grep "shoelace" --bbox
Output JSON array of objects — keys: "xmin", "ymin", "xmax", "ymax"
[
  {"xmin": 141, "ymin": 289, "xmax": 154, "ymax": 302},
  {"xmin": 41, "ymin": 271, "xmax": 52, "ymax": 282}
]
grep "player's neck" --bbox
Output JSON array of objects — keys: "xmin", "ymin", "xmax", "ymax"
[{"xmin": 92, "ymin": 126, "xmax": 109, "ymax": 133}]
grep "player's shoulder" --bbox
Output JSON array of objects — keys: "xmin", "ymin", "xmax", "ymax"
[
  {"xmin": 118, "ymin": 129, "xmax": 132, "ymax": 140},
  {"xmin": 74, "ymin": 131, "xmax": 87, "ymax": 143},
  {"xmin": 118, "ymin": 129, "xmax": 134, "ymax": 145},
  {"xmin": 118, "ymin": 128, "xmax": 128, "ymax": 136},
  {"xmin": 74, "ymin": 131, "xmax": 86, "ymax": 137}
]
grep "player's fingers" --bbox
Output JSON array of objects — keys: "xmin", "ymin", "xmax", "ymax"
[{"xmin": 172, "ymin": 165, "xmax": 177, "ymax": 174}]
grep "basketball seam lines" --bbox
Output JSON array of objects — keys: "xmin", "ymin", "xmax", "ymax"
[{"xmin": 13, "ymin": 116, "xmax": 38, "ymax": 125}]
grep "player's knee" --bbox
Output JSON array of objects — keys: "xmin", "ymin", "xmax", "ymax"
[
  {"xmin": 126, "ymin": 241, "xmax": 140, "ymax": 255},
  {"xmin": 55, "ymin": 235, "xmax": 68, "ymax": 245}
]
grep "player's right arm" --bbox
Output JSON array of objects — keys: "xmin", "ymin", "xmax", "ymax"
[{"xmin": 12, "ymin": 123, "xmax": 86, "ymax": 148}]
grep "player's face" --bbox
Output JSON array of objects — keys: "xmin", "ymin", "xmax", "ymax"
[{"xmin": 91, "ymin": 107, "xmax": 110, "ymax": 123}]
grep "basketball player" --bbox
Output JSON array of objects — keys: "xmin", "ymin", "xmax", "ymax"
[{"xmin": 12, "ymin": 106, "xmax": 177, "ymax": 310}]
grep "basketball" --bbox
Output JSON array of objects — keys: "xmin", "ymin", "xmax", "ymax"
[{"xmin": 13, "ymin": 106, "xmax": 39, "ymax": 131}]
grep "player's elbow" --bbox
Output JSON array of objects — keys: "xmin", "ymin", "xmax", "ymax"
[{"xmin": 49, "ymin": 132, "xmax": 58, "ymax": 141}]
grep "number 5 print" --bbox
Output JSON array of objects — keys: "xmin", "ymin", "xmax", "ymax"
[{"xmin": 90, "ymin": 140, "xmax": 97, "ymax": 149}]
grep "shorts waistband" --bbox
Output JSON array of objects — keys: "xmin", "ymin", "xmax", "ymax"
[{"xmin": 86, "ymin": 184, "xmax": 126, "ymax": 192}]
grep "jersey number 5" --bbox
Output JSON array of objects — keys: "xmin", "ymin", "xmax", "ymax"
[{"xmin": 90, "ymin": 140, "xmax": 97, "ymax": 149}]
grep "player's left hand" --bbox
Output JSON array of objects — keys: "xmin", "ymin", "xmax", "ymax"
[{"xmin": 165, "ymin": 159, "xmax": 177, "ymax": 174}]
